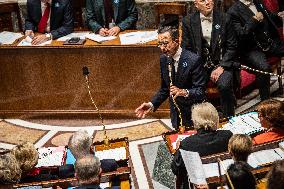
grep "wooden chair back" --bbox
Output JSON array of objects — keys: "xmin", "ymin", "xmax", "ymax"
[
  {"xmin": 71, "ymin": 0, "xmax": 87, "ymax": 30},
  {"xmin": 0, "ymin": 2, "xmax": 22, "ymax": 32}
]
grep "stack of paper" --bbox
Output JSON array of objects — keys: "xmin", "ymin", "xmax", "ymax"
[
  {"xmin": 17, "ymin": 36, "xmax": 52, "ymax": 46},
  {"xmin": 219, "ymin": 112, "xmax": 264, "ymax": 135},
  {"xmin": 0, "ymin": 31, "xmax": 23, "ymax": 45},
  {"xmin": 56, "ymin": 32, "xmax": 90, "ymax": 41},
  {"xmin": 119, "ymin": 30, "xmax": 158, "ymax": 45},
  {"xmin": 95, "ymin": 147, "xmax": 126, "ymax": 161},
  {"xmin": 86, "ymin": 33, "xmax": 116, "ymax": 43},
  {"xmin": 36, "ymin": 146, "xmax": 66, "ymax": 167}
]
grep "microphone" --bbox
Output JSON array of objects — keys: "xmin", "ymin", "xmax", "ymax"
[
  {"xmin": 82, "ymin": 66, "xmax": 110, "ymax": 146},
  {"xmin": 82, "ymin": 66, "xmax": 89, "ymax": 76}
]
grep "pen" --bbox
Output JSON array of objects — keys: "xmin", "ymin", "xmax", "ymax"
[{"xmin": 274, "ymin": 149, "xmax": 283, "ymax": 159}]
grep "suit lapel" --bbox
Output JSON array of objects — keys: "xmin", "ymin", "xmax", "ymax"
[
  {"xmin": 112, "ymin": 0, "xmax": 119, "ymax": 22},
  {"xmin": 190, "ymin": 12, "xmax": 202, "ymax": 55},
  {"xmin": 50, "ymin": 0, "xmax": 56, "ymax": 29},
  {"xmin": 237, "ymin": 1, "xmax": 255, "ymax": 20},
  {"xmin": 211, "ymin": 10, "xmax": 221, "ymax": 56},
  {"xmin": 100, "ymin": 0, "xmax": 106, "ymax": 25},
  {"xmin": 35, "ymin": 0, "xmax": 42, "ymax": 23},
  {"xmin": 176, "ymin": 50, "xmax": 188, "ymax": 84}
]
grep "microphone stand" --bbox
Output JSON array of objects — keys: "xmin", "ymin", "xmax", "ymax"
[
  {"xmin": 217, "ymin": 158, "xmax": 235, "ymax": 189},
  {"xmin": 167, "ymin": 59, "xmax": 185, "ymax": 133},
  {"xmin": 82, "ymin": 66, "xmax": 109, "ymax": 146}
]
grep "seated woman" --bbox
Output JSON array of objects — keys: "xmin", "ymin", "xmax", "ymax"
[
  {"xmin": 0, "ymin": 153, "xmax": 22, "ymax": 187},
  {"xmin": 253, "ymin": 99, "xmax": 284, "ymax": 144},
  {"xmin": 171, "ymin": 102, "xmax": 233, "ymax": 189},
  {"xmin": 228, "ymin": 134, "xmax": 253, "ymax": 162},
  {"xmin": 227, "ymin": 161, "xmax": 256, "ymax": 189}
]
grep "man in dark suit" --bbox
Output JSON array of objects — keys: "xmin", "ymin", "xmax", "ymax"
[
  {"xmin": 182, "ymin": 0, "xmax": 238, "ymax": 118},
  {"xmin": 25, "ymin": 0, "xmax": 74, "ymax": 45},
  {"xmin": 171, "ymin": 102, "xmax": 233, "ymax": 189},
  {"xmin": 74, "ymin": 155, "xmax": 120, "ymax": 189},
  {"xmin": 135, "ymin": 26, "xmax": 206, "ymax": 130},
  {"xmin": 86, "ymin": 0, "xmax": 138, "ymax": 36},
  {"xmin": 227, "ymin": 0, "xmax": 284, "ymax": 100}
]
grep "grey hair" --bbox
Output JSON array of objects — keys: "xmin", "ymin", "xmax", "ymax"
[
  {"xmin": 68, "ymin": 130, "xmax": 93, "ymax": 159},
  {"xmin": 192, "ymin": 102, "xmax": 219, "ymax": 130},
  {"xmin": 75, "ymin": 155, "xmax": 101, "ymax": 184}
]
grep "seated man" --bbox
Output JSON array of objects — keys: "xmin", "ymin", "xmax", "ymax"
[
  {"xmin": 68, "ymin": 130, "xmax": 118, "ymax": 173},
  {"xmin": 228, "ymin": 134, "xmax": 253, "ymax": 162},
  {"xmin": 25, "ymin": 0, "xmax": 74, "ymax": 45},
  {"xmin": 74, "ymin": 155, "xmax": 120, "ymax": 189},
  {"xmin": 171, "ymin": 102, "xmax": 233, "ymax": 189},
  {"xmin": 182, "ymin": 0, "xmax": 238, "ymax": 117},
  {"xmin": 227, "ymin": 0, "xmax": 284, "ymax": 101},
  {"xmin": 86, "ymin": 0, "xmax": 138, "ymax": 36}
]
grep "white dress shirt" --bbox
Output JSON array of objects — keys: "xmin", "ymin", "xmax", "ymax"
[
  {"xmin": 240, "ymin": 0, "xmax": 258, "ymax": 15},
  {"xmin": 200, "ymin": 12, "xmax": 213, "ymax": 45},
  {"xmin": 173, "ymin": 46, "xmax": 182, "ymax": 72}
]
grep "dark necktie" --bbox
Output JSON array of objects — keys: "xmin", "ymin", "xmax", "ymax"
[
  {"xmin": 104, "ymin": 0, "xmax": 114, "ymax": 28},
  {"xmin": 38, "ymin": 3, "xmax": 50, "ymax": 33}
]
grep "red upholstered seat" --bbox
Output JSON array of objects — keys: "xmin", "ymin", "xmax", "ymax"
[{"xmin": 262, "ymin": 0, "xmax": 279, "ymax": 13}]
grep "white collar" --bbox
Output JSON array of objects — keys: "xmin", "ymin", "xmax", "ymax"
[
  {"xmin": 239, "ymin": 0, "xmax": 253, "ymax": 6},
  {"xmin": 173, "ymin": 46, "xmax": 182, "ymax": 62}
]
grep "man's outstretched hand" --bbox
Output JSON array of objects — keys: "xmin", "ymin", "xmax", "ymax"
[{"xmin": 135, "ymin": 102, "xmax": 152, "ymax": 118}]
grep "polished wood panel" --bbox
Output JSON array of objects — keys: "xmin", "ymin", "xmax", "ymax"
[{"xmin": 0, "ymin": 31, "xmax": 170, "ymax": 118}]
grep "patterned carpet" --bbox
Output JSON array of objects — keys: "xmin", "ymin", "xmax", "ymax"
[{"xmin": 0, "ymin": 67, "xmax": 283, "ymax": 189}]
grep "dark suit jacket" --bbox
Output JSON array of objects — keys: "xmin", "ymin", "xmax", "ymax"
[
  {"xmin": 151, "ymin": 49, "xmax": 206, "ymax": 129},
  {"xmin": 86, "ymin": 0, "xmax": 138, "ymax": 33},
  {"xmin": 181, "ymin": 10, "xmax": 237, "ymax": 69},
  {"xmin": 171, "ymin": 129, "xmax": 233, "ymax": 189},
  {"xmin": 25, "ymin": 0, "xmax": 74, "ymax": 39},
  {"xmin": 227, "ymin": 0, "xmax": 282, "ymax": 52}
]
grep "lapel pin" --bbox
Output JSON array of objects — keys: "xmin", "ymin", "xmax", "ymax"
[
  {"xmin": 183, "ymin": 62, "xmax": 188, "ymax": 68},
  {"xmin": 55, "ymin": 2, "xmax": 60, "ymax": 7},
  {"xmin": 215, "ymin": 24, "xmax": 220, "ymax": 30}
]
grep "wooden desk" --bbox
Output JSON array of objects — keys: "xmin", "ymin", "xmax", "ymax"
[{"xmin": 0, "ymin": 31, "xmax": 170, "ymax": 118}]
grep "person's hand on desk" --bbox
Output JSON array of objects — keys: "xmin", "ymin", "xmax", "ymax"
[
  {"xmin": 31, "ymin": 34, "xmax": 50, "ymax": 45},
  {"xmin": 99, "ymin": 28, "xmax": 109, "ymax": 36},
  {"xmin": 135, "ymin": 102, "xmax": 152, "ymax": 118},
  {"xmin": 25, "ymin": 30, "xmax": 34, "ymax": 38},
  {"xmin": 108, "ymin": 26, "xmax": 121, "ymax": 36}
]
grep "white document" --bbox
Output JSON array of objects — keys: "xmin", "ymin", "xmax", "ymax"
[
  {"xmin": 248, "ymin": 148, "xmax": 284, "ymax": 167},
  {"xmin": 86, "ymin": 33, "xmax": 116, "ymax": 43},
  {"xmin": 180, "ymin": 150, "xmax": 207, "ymax": 185},
  {"xmin": 0, "ymin": 31, "xmax": 23, "ymax": 45},
  {"xmin": 17, "ymin": 36, "xmax": 52, "ymax": 46},
  {"xmin": 219, "ymin": 112, "xmax": 264, "ymax": 135},
  {"xmin": 100, "ymin": 182, "xmax": 110, "ymax": 189},
  {"xmin": 56, "ymin": 32, "xmax": 90, "ymax": 41},
  {"xmin": 203, "ymin": 159, "xmax": 234, "ymax": 178},
  {"xmin": 119, "ymin": 30, "xmax": 158, "ymax": 45},
  {"xmin": 36, "ymin": 146, "xmax": 66, "ymax": 167},
  {"xmin": 95, "ymin": 147, "xmax": 126, "ymax": 161}
]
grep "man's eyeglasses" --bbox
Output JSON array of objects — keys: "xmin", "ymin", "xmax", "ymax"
[{"xmin": 157, "ymin": 41, "xmax": 170, "ymax": 47}]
